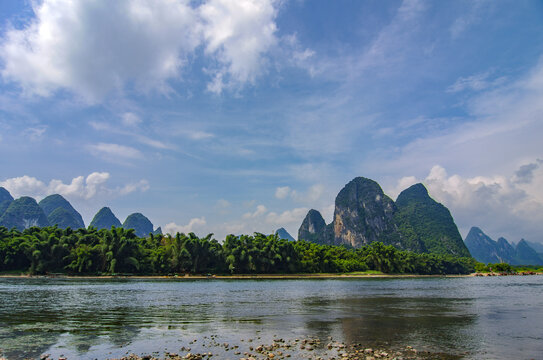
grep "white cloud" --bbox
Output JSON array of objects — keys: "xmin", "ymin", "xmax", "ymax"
[
  {"xmin": 0, "ymin": 0, "xmax": 288, "ymax": 100},
  {"xmin": 0, "ymin": 172, "xmax": 148, "ymax": 200},
  {"xmin": 121, "ymin": 112, "xmax": 142, "ymax": 127},
  {"xmin": 274, "ymin": 184, "xmax": 325, "ymax": 202},
  {"xmin": 242, "ymin": 204, "xmax": 267, "ymax": 219},
  {"xmin": 164, "ymin": 217, "xmax": 207, "ymax": 235},
  {"xmin": 266, "ymin": 207, "xmax": 308, "ymax": 226},
  {"xmin": 23, "ymin": 126, "xmax": 47, "ymax": 141},
  {"xmin": 200, "ymin": 0, "xmax": 278, "ymax": 93},
  {"xmin": 275, "ymin": 186, "xmax": 291, "ymax": 199},
  {"xmin": 392, "ymin": 162, "xmax": 543, "ymax": 242},
  {"xmin": 88, "ymin": 143, "xmax": 143, "ymax": 161},
  {"xmin": 0, "ymin": 0, "xmax": 200, "ymax": 102}
]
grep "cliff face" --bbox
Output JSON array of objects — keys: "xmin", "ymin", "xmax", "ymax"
[
  {"xmin": 298, "ymin": 209, "xmax": 328, "ymax": 244},
  {"xmin": 297, "ymin": 177, "xmax": 471, "ymax": 257},
  {"xmin": 332, "ymin": 177, "xmax": 399, "ymax": 248}
]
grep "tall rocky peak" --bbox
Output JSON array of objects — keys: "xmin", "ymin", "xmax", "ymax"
[
  {"xmin": 39, "ymin": 194, "xmax": 85, "ymax": 229},
  {"xmin": 0, "ymin": 187, "xmax": 14, "ymax": 203},
  {"xmin": 0, "ymin": 196, "xmax": 50, "ymax": 230},
  {"xmin": 298, "ymin": 209, "xmax": 327, "ymax": 243},
  {"xmin": 496, "ymin": 237, "xmax": 515, "ymax": 260},
  {"xmin": 395, "ymin": 183, "xmax": 471, "ymax": 257},
  {"xmin": 90, "ymin": 207, "xmax": 122, "ymax": 230},
  {"xmin": 333, "ymin": 177, "xmax": 398, "ymax": 248},
  {"xmin": 123, "ymin": 213, "xmax": 154, "ymax": 237}
]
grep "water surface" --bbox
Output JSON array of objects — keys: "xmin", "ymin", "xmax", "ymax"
[{"xmin": 0, "ymin": 276, "xmax": 541, "ymax": 359}]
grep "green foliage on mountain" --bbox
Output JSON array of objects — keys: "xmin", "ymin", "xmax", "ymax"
[
  {"xmin": 0, "ymin": 226, "xmax": 477, "ymax": 275},
  {"xmin": 0, "ymin": 187, "xmax": 13, "ymax": 204},
  {"xmin": 123, "ymin": 213, "xmax": 154, "ymax": 237},
  {"xmin": 395, "ymin": 183, "xmax": 471, "ymax": 257},
  {"xmin": 47, "ymin": 207, "xmax": 84, "ymax": 230},
  {"xmin": 89, "ymin": 207, "xmax": 121, "ymax": 230},
  {"xmin": 0, "ymin": 197, "xmax": 50, "ymax": 230},
  {"xmin": 0, "ymin": 200, "xmax": 12, "ymax": 218},
  {"xmin": 39, "ymin": 194, "xmax": 84, "ymax": 229},
  {"xmin": 298, "ymin": 179, "xmax": 470, "ymax": 258}
]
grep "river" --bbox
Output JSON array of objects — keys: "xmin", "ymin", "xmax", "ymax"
[{"xmin": 0, "ymin": 276, "xmax": 542, "ymax": 359}]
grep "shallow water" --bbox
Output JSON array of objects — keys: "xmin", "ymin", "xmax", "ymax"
[{"xmin": 0, "ymin": 276, "xmax": 542, "ymax": 359}]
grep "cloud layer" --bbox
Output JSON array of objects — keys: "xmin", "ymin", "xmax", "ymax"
[
  {"xmin": 0, "ymin": 172, "xmax": 149, "ymax": 200},
  {"xmin": 0, "ymin": 0, "xmax": 283, "ymax": 101}
]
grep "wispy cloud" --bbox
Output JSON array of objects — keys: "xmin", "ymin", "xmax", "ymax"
[{"xmin": 88, "ymin": 143, "xmax": 143, "ymax": 161}]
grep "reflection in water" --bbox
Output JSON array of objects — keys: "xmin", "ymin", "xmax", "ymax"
[{"xmin": 0, "ymin": 277, "xmax": 542, "ymax": 359}]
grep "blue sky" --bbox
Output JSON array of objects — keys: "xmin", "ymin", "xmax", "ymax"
[{"xmin": 1, "ymin": 0, "xmax": 543, "ymax": 243}]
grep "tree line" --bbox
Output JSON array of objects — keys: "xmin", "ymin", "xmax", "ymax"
[{"xmin": 0, "ymin": 226, "xmax": 478, "ymax": 275}]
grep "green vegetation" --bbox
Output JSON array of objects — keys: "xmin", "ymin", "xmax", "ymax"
[
  {"xmin": 474, "ymin": 262, "xmax": 543, "ymax": 273},
  {"xmin": 0, "ymin": 226, "xmax": 478, "ymax": 276},
  {"xmin": 395, "ymin": 183, "xmax": 471, "ymax": 257}
]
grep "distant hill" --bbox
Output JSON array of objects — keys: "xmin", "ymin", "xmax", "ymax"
[
  {"xmin": 0, "ymin": 196, "xmax": 50, "ymax": 230},
  {"xmin": 464, "ymin": 227, "xmax": 543, "ymax": 265},
  {"xmin": 39, "ymin": 194, "xmax": 85, "ymax": 229},
  {"xmin": 89, "ymin": 207, "xmax": 122, "ymax": 230},
  {"xmin": 0, "ymin": 187, "xmax": 13, "ymax": 204},
  {"xmin": 297, "ymin": 177, "xmax": 470, "ymax": 257},
  {"xmin": 0, "ymin": 187, "xmax": 14, "ymax": 218},
  {"xmin": 275, "ymin": 227, "xmax": 295, "ymax": 241},
  {"xmin": 123, "ymin": 213, "xmax": 154, "ymax": 237},
  {"xmin": 525, "ymin": 240, "xmax": 543, "ymax": 255}
]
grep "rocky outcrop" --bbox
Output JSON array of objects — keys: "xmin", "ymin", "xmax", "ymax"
[
  {"xmin": 298, "ymin": 177, "xmax": 471, "ymax": 256},
  {"xmin": 332, "ymin": 177, "xmax": 399, "ymax": 248},
  {"xmin": 123, "ymin": 213, "xmax": 154, "ymax": 237},
  {"xmin": 298, "ymin": 209, "xmax": 328, "ymax": 244},
  {"xmin": 90, "ymin": 207, "xmax": 122, "ymax": 230},
  {"xmin": 0, "ymin": 187, "xmax": 14, "ymax": 218},
  {"xmin": 394, "ymin": 183, "xmax": 470, "ymax": 257},
  {"xmin": 275, "ymin": 227, "xmax": 295, "ymax": 241},
  {"xmin": 0, "ymin": 196, "xmax": 50, "ymax": 230},
  {"xmin": 39, "ymin": 194, "xmax": 85, "ymax": 229}
]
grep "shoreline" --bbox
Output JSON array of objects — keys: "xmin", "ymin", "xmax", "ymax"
[{"xmin": 0, "ymin": 272, "xmax": 540, "ymax": 280}]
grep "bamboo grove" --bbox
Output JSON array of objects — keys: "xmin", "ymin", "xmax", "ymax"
[{"xmin": 0, "ymin": 226, "xmax": 478, "ymax": 275}]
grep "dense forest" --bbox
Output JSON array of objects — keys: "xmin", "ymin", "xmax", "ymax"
[{"xmin": 0, "ymin": 226, "xmax": 480, "ymax": 275}]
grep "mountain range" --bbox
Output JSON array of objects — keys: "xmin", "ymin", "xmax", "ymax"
[
  {"xmin": 464, "ymin": 227, "xmax": 543, "ymax": 265},
  {"xmin": 0, "ymin": 187, "xmax": 161, "ymax": 237},
  {"xmin": 298, "ymin": 177, "xmax": 471, "ymax": 257}
]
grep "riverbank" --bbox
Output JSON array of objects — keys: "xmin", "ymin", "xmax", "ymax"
[{"xmin": 0, "ymin": 271, "xmax": 540, "ymax": 280}]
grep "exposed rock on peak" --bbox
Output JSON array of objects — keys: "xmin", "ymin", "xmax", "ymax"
[
  {"xmin": 298, "ymin": 209, "xmax": 327, "ymax": 243},
  {"xmin": 333, "ymin": 177, "xmax": 398, "ymax": 248},
  {"xmin": 90, "ymin": 207, "xmax": 121, "ymax": 230}
]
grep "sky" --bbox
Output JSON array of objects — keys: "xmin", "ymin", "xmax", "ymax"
[{"xmin": 0, "ymin": 0, "xmax": 542, "ymax": 244}]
